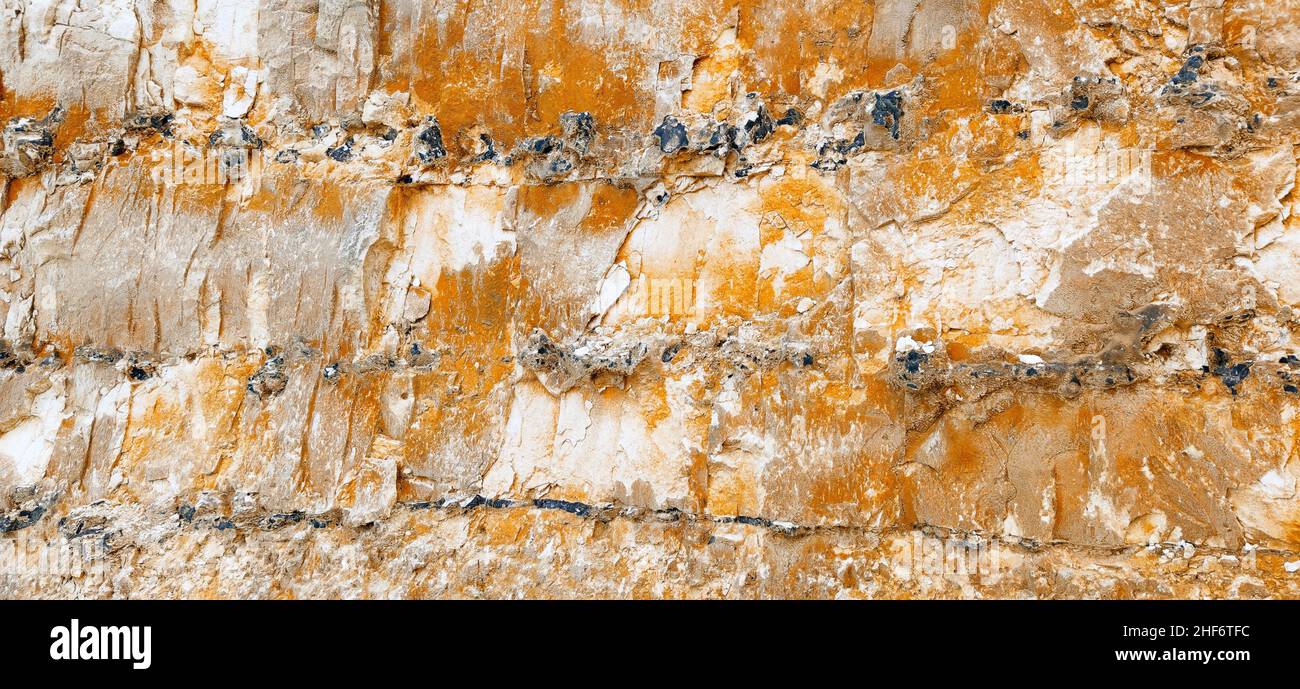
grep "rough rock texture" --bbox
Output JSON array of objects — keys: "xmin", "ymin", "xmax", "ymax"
[{"xmin": 2, "ymin": 0, "xmax": 1300, "ymax": 598}]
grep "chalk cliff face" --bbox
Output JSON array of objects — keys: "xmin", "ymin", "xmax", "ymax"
[{"xmin": 1, "ymin": 0, "xmax": 1299, "ymax": 598}]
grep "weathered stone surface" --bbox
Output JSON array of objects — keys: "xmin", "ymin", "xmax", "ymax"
[{"xmin": 1, "ymin": 0, "xmax": 1299, "ymax": 598}]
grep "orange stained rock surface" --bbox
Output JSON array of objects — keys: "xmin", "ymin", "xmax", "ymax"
[{"xmin": 1, "ymin": 0, "xmax": 1299, "ymax": 599}]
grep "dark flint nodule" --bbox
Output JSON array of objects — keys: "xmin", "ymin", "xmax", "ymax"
[
  {"xmin": 560, "ymin": 111, "xmax": 595, "ymax": 152},
  {"xmin": 415, "ymin": 118, "xmax": 447, "ymax": 162},
  {"xmin": 742, "ymin": 105, "xmax": 775, "ymax": 145},
  {"xmin": 529, "ymin": 136, "xmax": 561, "ymax": 155},
  {"xmin": 125, "ymin": 111, "xmax": 174, "ymax": 137},
  {"xmin": 1170, "ymin": 54, "xmax": 1205, "ymax": 87},
  {"xmin": 548, "ymin": 156, "xmax": 573, "ymax": 174},
  {"xmin": 533, "ymin": 498, "xmax": 590, "ymax": 517},
  {"xmin": 150, "ymin": 113, "xmax": 174, "ymax": 136},
  {"xmin": 704, "ymin": 122, "xmax": 738, "ymax": 152},
  {"xmin": 872, "ymin": 90, "xmax": 904, "ymax": 140},
  {"xmin": 653, "ymin": 115, "xmax": 689, "ymax": 154},
  {"xmin": 1212, "ymin": 358, "xmax": 1251, "ymax": 394},
  {"xmin": 775, "ymin": 108, "xmax": 803, "ymax": 127},
  {"xmin": 471, "ymin": 133, "xmax": 498, "ymax": 163},
  {"xmin": 326, "ymin": 137, "xmax": 354, "ymax": 161}
]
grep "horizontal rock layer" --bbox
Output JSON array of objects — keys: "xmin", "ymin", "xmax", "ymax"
[{"xmin": 1, "ymin": 0, "xmax": 1299, "ymax": 597}]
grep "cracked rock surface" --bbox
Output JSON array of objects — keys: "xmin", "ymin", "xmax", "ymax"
[{"xmin": 2, "ymin": 0, "xmax": 1300, "ymax": 598}]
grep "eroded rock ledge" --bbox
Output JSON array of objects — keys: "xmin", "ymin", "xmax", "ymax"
[{"xmin": 2, "ymin": 0, "xmax": 1300, "ymax": 598}]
